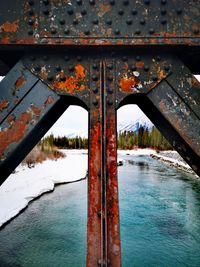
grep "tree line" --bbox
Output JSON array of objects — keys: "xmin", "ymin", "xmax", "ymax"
[{"xmin": 40, "ymin": 125, "xmax": 172, "ymax": 151}]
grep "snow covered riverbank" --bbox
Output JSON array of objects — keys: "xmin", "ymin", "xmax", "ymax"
[
  {"xmin": 0, "ymin": 150, "xmax": 88, "ymax": 228},
  {"xmin": 0, "ymin": 148, "xmax": 197, "ymax": 229}
]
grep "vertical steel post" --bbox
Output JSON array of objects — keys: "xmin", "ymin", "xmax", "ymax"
[{"xmin": 87, "ymin": 61, "xmax": 121, "ymax": 266}]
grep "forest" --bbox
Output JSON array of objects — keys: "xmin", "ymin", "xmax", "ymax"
[{"xmin": 40, "ymin": 125, "xmax": 172, "ymax": 151}]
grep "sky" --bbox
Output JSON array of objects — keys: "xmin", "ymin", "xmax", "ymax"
[{"xmin": 1, "ymin": 75, "xmax": 200, "ymax": 137}]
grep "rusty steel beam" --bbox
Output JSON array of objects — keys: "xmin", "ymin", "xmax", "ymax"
[{"xmin": 0, "ymin": 0, "xmax": 200, "ymax": 47}]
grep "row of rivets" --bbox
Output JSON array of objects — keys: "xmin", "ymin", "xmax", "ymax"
[
  {"xmin": 91, "ymin": 61, "xmax": 99, "ymax": 106},
  {"xmin": 27, "ymin": 0, "xmax": 35, "ymax": 35}
]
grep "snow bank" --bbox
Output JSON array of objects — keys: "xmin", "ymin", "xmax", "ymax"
[{"xmin": 0, "ymin": 150, "xmax": 88, "ymax": 228}]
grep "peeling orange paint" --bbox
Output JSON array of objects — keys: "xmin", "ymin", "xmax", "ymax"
[
  {"xmin": 1, "ymin": 20, "xmax": 19, "ymax": 33},
  {"xmin": 15, "ymin": 76, "xmax": 26, "ymax": 89},
  {"xmin": 119, "ymin": 75, "xmax": 139, "ymax": 93},
  {"xmin": 53, "ymin": 64, "xmax": 87, "ymax": 93},
  {"xmin": 0, "ymin": 100, "xmax": 9, "ymax": 111},
  {"xmin": 136, "ymin": 61, "xmax": 144, "ymax": 68}
]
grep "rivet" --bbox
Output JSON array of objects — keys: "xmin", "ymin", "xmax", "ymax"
[
  {"xmin": 76, "ymin": 0, "xmax": 82, "ymax": 4},
  {"xmin": 156, "ymin": 56, "xmax": 161, "ymax": 61},
  {"xmin": 161, "ymin": 0, "xmax": 167, "ymax": 4},
  {"xmin": 43, "ymin": 0, "xmax": 49, "ymax": 4},
  {"xmin": 164, "ymin": 65, "xmax": 170, "ymax": 71},
  {"xmin": 73, "ymin": 19, "xmax": 78, "ymax": 25},
  {"xmin": 152, "ymin": 75, "xmax": 158, "ymax": 81},
  {"xmin": 109, "ymin": 0, "xmax": 115, "ymax": 5},
  {"xmin": 161, "ymin": 9, "xmax": 167, "ymax": 15},
  {"xmin": 81, "ymin": 9, "xmax": 87, "ymax": 15},
  {"xmin": 144, "ymin": 65, "xmax": 149, "ymax": 72},
  {"xmin": 28, "ymin": 19, "xmax": 34, "ymax": 25},
  {"xmin": 92, "ymin": 63, "xmax": 98, "ymax": 70},
  {"xmin": 108, "ymin": 88, "xmax": 113, "ymax": 94},
  {"xmin": 161, "ymin": 19, "xmax": 167, "ymax": 25},
  {"xmin": 193, "ymin": 28, "xmax": 199, "ymax": 35},
  {"xmin": 10, "ymin": 38, "xmax": 16, "ymax": 43},
  {"xmin": 47, "ymin": 75, "xmax": 53, "ymax": 81},
  {"xmin": 122, "ymin": 56, "xmax": 128, "ymax": 62},
  {"xmin": 43, "ymin": 9, "xmax": 49, "ymax": 15},
  {"xmin": 118, "ymin": 9, "xmax": 124, "ymax": 15},
  {"xmin": 30, "ymin": 56, "xmax": 35, "ymax": 61},
  {"xmin": 176, "ymin": 8, "xmax": 182, "ymax": 15},
  {"xmin": 89, "ymin": 0, "xmax": 95, "ymax": 5},
  {"xmin": 92, "ymin": 74, "xmax": 98, "ymax": 81},
  {"xmin": 43, "ymin": 55, "xmax": 49, "ymax": 61},
  {"xmin": 34, "ymin": 65, "xmax": 41, "ymax": 72},
  {"xmin": 107, "ymin": 76, "xmax": 113, "ymax": 81},
  {"xmin": 29, "ymin": 9, "xmax": 34, "ymax": 16},
  {"xmin": 107, "ymin": 63, "xmax": 113, "ymax": 70},
  {"xmin": 93, "ymin": 18, "xmax": 98, "ymax": 24},
  {"xmin": 140, "ymin": 19, "xmax": 145, "ymax": 25},
  {"xmin": 97, "ymin": 211, "xmax": 101, "ymax": 217},
  {"xmin": 149, "ymin": 28, "xmax": 154, "ymax": 34},
  {"xmin": 28, "ymin": 0, "xmax": 34, "ymax": 6},
  {"xmin": 144, "ymin": 0, "xmax": 150, "ymax": 5},
  {"xmin": 107, "ymin": 99, "xmax": 113, "ymax": 106},
  {"xmin": 115, "ymin": 29, "xmax": 120, "ymax": 35},
  {"xmin": 51, "ymin": 28, "xmax": 57, "ymax": 34},
  {"xmin": 106, "ymin": 19, "xmax": 112, "ymax": 25},
  {"xmin": 97, "ymin": 171, "xmax": 101, "ymax": 177},
  {"xmin": 64, "ymin": 27, "xmax": 70, "ymax": 34},
  {"xmin": 136, "ymin": 56, "xmax": 141, "ymax": 61},
  {"xmin": 28, "ymin": 29, "xmax": 33, "ymax": 35},
  {"xmin": 131, "ymin": 65, "xmax": 137, "ymax": 71},
  {"xmin": 84, "ymin": 30, "xmax": 90, "ymax": 35},
  {"xmin": 55, "ymin": 66, "xmax": 61, "ymax": 71},
  {"xmin": 64, "ymin": 55, "xmax": 70, "ymax": 61},
  {"xmin": 123, "ymin": 0, "xmax": 129, "ymax": 5},
  {"xmin": 69, "ymin": 65, "xmax": 74, "ymax": 72},
  {"xmin": 131, "ymin": 9, "xmax": 137, "ymax": 15},
  {"xmin": 126, "ymin": 18, "xmax": 132, "ymax": 25},
  {"xmin": 93, "ymin": 99, "xmax": 98, "ymax": 106},
  {"xmin": 93, "ymin": 88, "xmax": 98, "ymax": 93},
  {"xmin": 59, "ymin": 19, "xmax": 65, "ymax": 25},
  {"xmin": 77, "ymin": 56, "xmax": 82, "ymax": 61},
  {"xmin": 60, "ymin": 76, "xmax": 66, "ymax": 82},
  {"xmin": 135, "ymin": 29, "xmax": 141, "ymax": 35},
  {"xmin": 67, "ymin": 8, "xmax": 73, "ymax": 15}
]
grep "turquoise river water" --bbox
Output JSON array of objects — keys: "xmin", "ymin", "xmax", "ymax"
[{"xmin": 0, "ymin": 154, "xmax": 200, "ymax": 266}]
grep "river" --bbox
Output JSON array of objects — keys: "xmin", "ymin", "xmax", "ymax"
[{"xmin": 0, "ymin": 154, "xmax": 200, "ymax": 266}]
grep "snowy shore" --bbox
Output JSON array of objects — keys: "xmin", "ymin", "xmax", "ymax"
[{"xmin": 0, "ymin": 150, "xmax": 88, "ymax": 228}]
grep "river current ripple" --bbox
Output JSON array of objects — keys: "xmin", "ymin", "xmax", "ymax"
[{"xmin": 0, "ymin": 155, "xmax": 200, "ymax": 266}]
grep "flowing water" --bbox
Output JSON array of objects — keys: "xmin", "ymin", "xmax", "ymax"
[{"xmin": 0, "ymin": 155, "xmax": 200, "ymax": 267}]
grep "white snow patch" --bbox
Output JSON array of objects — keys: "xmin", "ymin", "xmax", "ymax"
[{"xmin": 0, "ymin": 150, "xmax": 88, "ymax": 228}]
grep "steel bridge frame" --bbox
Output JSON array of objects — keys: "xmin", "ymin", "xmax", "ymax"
[{"xmin": 0, "ymin": 1, "xmax": 200, "ymax": 266}]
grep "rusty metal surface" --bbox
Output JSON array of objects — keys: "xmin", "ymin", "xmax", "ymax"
[{"xmin": 0, "ymin": 0, "xmax": 200, "ymax": 46}]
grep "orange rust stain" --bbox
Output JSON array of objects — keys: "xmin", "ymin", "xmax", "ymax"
[
  {"xmin": 44, "ymin": 95, "xmax": 54, "ymax": 107},
  {"xmin": 7, "ymin": 114, "xmax": 15, "ymax": 124},
  {"xmin": 136, "ymin": 61, "xmax": 144, "ymax": 68},
  {"xmin": 0, "ymin": 100, "xmax": 9, "ymax": 111},
  {"xmin": 1, "ymin": 20, "xmax": 19, "ymax": 33},
  {"xmin": 15, "ymin": 76, "xmax": 26, "ymax": 89},
  {"xmin": 119, "ymin": 76, "xmax": 139, "ymax": 92},
  {"xmin": 191, "ymin": 76, "xmax": 200, "ymax": 90},
  {"xmin": 0, "ymin": 112, "xmax": 31, "ymax": 158},
  {"xmin": 99, "ymin": 3, "xmax": 111, "ymax": 14},
  {"xmin": 157, "ymin": 70, "xmax": 166, "ymax": 80},
  {"xmin": 53, "ymin": 64, "xmax": 87, "ymax": 93}
]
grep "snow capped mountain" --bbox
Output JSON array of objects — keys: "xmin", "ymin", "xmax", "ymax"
[{"xmin": 117, "ymin": 116, "xmax": 153, "ymax": 133}]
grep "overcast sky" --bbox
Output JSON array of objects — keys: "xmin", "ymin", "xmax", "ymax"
[{"xmin": 1, "ymin": 75, "xmax": 200, "ymax": 137}]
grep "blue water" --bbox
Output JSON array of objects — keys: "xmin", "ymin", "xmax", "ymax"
[{"xmin": 0, "ymin": 155, "xmax": 200, "ymax": 266}]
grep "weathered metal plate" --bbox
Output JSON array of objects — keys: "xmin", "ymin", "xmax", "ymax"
[{"xmin": 0, "ymin": 0, "xmax": 200, "ymax": 46}]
